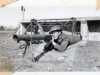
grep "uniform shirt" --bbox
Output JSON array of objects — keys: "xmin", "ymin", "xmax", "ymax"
[{"xmin": 54, "ymin": 32, "xmax": 81, "ymax": 52}]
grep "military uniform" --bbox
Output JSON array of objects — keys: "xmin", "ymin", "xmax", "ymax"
[
  {"xmin": 34, "ymin": 26, "xmax": 81, "ymax": 61},
  {"xmin": 52, "ymin": 32, "xmax": 81, "ymax": 52},
  {"xmin": 34, "ymin": 32, "xmax": 81, "ymax": 61}
]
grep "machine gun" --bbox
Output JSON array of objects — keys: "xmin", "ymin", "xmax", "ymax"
[
  {"xmin": 13, "ymin": 18, "xmax": 55, "ymax": 61},
  {"xmin": 13, "ymin": 18, "xmax": 76, "ymax": 61},
  {"xmin": 13, "ymin": 34, "xmax": 52, "ymax": 58}
]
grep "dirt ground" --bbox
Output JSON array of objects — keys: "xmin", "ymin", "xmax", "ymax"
[{"xmin": 0, "ymin": 31, "xmax": 100, "ymax": 72}]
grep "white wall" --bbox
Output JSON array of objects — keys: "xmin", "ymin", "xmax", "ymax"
[
  {"xmin": 81, "ymin": 20, "xmax": 89, "ymax": 41},
  {"xmin": 89, "ymin": 33, "xmax": 100, "ymax": 41}
]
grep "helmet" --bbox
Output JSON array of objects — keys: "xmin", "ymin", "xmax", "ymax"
[
  {"xmin": 49, "ymin": 26, "xmax": 62, "ymax": 34},
  {"xmin": 31, "ymin": 19, "xmax": 37, "ymax": 23}
]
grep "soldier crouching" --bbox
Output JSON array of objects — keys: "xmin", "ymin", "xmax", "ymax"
[{"xmin": 34, "ymin": 26, "xmax": 82, "ymax": 62}]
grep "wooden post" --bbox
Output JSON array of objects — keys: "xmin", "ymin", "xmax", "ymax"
[
  {"xmin": 81, "ymin": 19, "xmax": 89, "ymax": 41},
  {"xmin": 72, "ymin": 18, "xmax": 76, "ymax": 35},
  {"xmin": 21, "ymin": 6, "xmax": 25, "ymax": 20}
]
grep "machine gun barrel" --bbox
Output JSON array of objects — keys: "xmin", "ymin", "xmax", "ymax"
[{"xmin": 13, "ymin": 34, "xmax": 52, "ymax": 42}]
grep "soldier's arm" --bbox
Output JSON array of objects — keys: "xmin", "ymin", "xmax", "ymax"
[
  {"xmin": 53, "ymin": 37, "xmax": 69, "ymax": 52},
  {"xmin": 43, "ymin": 40, "xmax": 54, "ymax": 51}
]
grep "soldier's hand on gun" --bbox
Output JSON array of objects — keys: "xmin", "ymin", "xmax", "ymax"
[
  {"xmin": 45, "ymin": 40, "xmax": 52, "ymax": 47},
  {"xmin": 45, "ymin": 35, "xmax": 56, "ymax": 48},
  {"xmin": 51, "ymin": 35, "xmax": 56, "ymax": 46}
]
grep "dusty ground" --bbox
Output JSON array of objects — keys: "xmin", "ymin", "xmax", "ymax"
[{"xmin": 0, "ymin": 31, "xmax": 100, "ymax": 72}]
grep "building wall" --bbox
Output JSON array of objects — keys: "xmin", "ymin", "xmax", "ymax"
[
  {"xmin": 89, "ymin": 32, "xmax": 100, "ymax": 41},
  {"xmin": 87, "ymin": 20, "xmax": 100, "ymax": 41},
  {"xmin": 79, "ymin": 20, "xmax": 100, "ymax": 41},
  {"xmin": 87, "ymin": 20, "xmax": 100, "ymax": 32},
  {"xmin": 75, "ymin": 21, "xmax": 81, "ymax": 32}
]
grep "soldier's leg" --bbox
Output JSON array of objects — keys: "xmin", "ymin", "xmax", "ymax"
[
  {"xmin": 34, "ymin": 42, "xmax": 54, "ymax": 61},
  {"xmin": 34, "ymin": 50, "xmax": 49, "ymax": 61},
  {"xmin": 33, "ymin": 43, "xmax": 45, "ymax": 61}
]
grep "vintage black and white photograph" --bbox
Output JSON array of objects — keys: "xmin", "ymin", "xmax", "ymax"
[{"xmin": 0, "ymin": 0, "xmax": 100, "ymax": 75}]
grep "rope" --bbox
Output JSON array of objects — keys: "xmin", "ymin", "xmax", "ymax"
[
  {"xmin": 19, "ymin": 44, "xmax": 26, "ymax": 49},
  {"xmin": 36, "ymin": 23, "xmax": 45, "ymax": 35},
  {"xmin": 24, "ymin": 23, "xmax": 31, "ymax": 34}
]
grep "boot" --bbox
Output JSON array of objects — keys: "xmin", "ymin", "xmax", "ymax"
[{"xmin": 34, "ymin": 51, "xmax": 47, "ymax": 62}]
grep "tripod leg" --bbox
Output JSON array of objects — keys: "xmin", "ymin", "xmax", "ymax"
[
  {"xmin": 30, "ymin": 42, "xmax": 34, "ymax": 62},
  {"xmin": 23, "ymin": 44, "xmax": 27, "ymax": 58}
]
